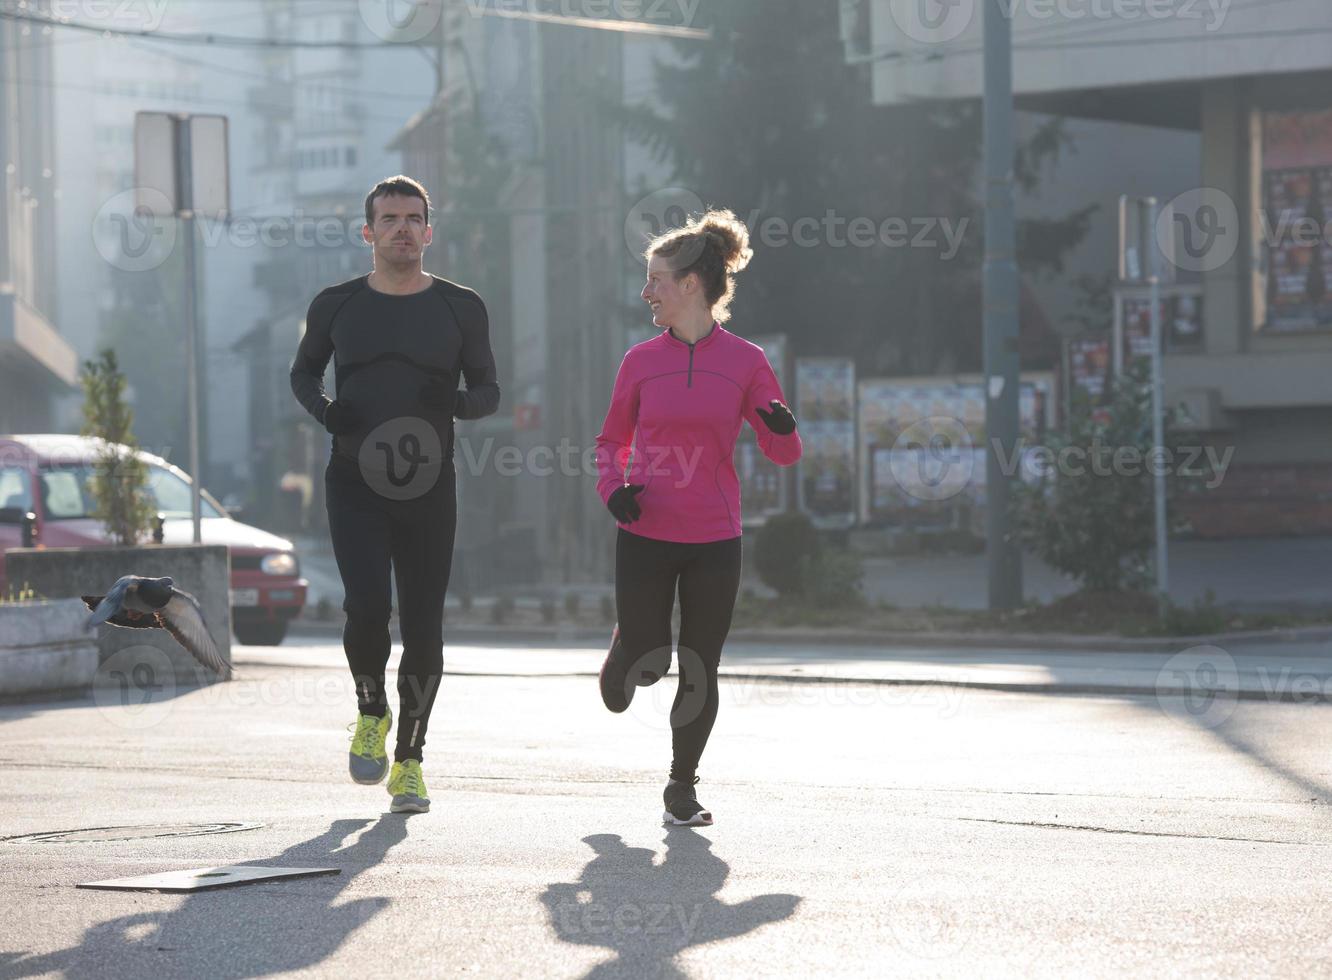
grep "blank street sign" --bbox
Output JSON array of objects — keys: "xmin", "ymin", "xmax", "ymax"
[
  {"xmin": 134, "ymin": 111, "xmax": 231, "ymax": 218},
  {"xmin": 78, "ymin": 865, "xmax": 339, "ymax": 893}
]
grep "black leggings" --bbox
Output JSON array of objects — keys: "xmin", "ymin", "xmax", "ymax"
[
  {"xmin": 614, "ymin": 528, "xmax": 743, "ymax": 782},
  {"xmin": 325, "ymin": 455, "xmax": 457, "ymax": 762}
]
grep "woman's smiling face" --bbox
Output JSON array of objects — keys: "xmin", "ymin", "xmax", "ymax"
[{"xmin": 642, "ymin": 254, "xmax": 701, "ymax": 328}]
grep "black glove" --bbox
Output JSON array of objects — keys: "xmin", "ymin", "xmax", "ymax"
[
  {"xmin": 755, "ymin": 399, "xmax": 797, "ymax": 435},
  {"xmin": 607, "ymin": 484, "xmax": 645, "ymax": 524},
  {"xmin": 419, "ymin": 378, "xmax": 457, "ymax": 412},
  {"xmin": 322, "ymin": 400, "xmax": 360, "ymax": 435}
]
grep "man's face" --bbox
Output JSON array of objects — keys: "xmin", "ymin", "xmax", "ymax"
[{"xmin": 363, "ymin": 193, "xmax": 432, "ymax": 267}]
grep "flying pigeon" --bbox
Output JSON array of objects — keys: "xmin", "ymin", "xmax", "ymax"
[{"xmin": 82, "ymin": 575, "xmax": 230, "ymax": 678}]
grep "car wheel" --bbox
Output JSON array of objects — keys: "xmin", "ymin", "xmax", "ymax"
[{"xmin": 234, "ymin": 619, "xmax": 288, "ymax": 646}]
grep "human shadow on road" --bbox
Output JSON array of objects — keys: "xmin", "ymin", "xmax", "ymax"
[
  {"xmin": 1, "ymin": 815, "xmax": 409, "ymax": 979},
  {"xmin": 541, "ymin": 831, "xmax": 800, "ymax": 980}
]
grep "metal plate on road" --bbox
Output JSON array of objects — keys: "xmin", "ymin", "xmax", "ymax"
[
  {"xmin": 78, "ymin": 865, "xmax": 340, "ymax": 893},
  {"xmin": 230, "ymin": 589, "xmax": 260, "ymax": 607}
]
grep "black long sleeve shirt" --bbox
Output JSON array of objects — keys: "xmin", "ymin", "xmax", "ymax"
[{"xmin": 290, "ymin": 274, "xmax": 501, "ymax": 468}]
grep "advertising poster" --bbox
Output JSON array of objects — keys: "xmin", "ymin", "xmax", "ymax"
[
  {"xmin": 857, "ymin": 375, "xmax": 1053, "ymax": 526},
  {"xmin": 795, "ymin": 358, "xmax": 856, "ymax": 528},
  {"xmin": 1118, "ymin": 289, "xmax": 1206, "ymax": 367},
  {"xmin": 735, "ymin": 334, "xmax": 788, "ymax": 525},
  {"xmin": 1261, "ymin": 109, "xmax": 1332, "ymax": 333},
  {"xmin": 1067, "ymin": 336, "xmax": 1112, "ymax": 402}
]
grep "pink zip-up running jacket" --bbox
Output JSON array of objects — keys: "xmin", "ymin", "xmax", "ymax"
[{"xmin": 595, "ymin": 324, "xmax": 803, "ymax": 544}]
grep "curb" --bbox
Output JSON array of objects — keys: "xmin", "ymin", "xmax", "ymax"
[
  {"xmin": 233, "ymin": 657, "xmax": 1332, "ymax": 705},
  {"xmin": 286, "ymin": 619, "xmax": 1332, "ymax": 652}
]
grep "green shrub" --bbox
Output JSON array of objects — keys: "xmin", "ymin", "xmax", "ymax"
[
  {"xmin": 80, "ymin": 349, "xmax": 154, "ymax": 547},
  {"xmin": 1015, "ymin": 360, "xmax": 1199, "ymax": 593},
  {"xmin": 754, "ymin": 512, "xmax": 821, "ymax": 597},
  {"xmin": 798, "ymin": 548, "xmax": 867, "ymax": 609}
]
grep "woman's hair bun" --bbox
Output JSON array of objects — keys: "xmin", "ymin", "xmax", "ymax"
[{"xmin": 696, "ymin": 210, "xmax": 753, "ymax": 275}]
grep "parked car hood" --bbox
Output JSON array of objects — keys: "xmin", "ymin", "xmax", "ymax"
[{"xmin": 162, "ymin": 518, "xmax": 295, "ymax": 553}]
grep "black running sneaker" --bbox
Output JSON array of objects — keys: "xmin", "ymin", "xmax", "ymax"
[
  {"xmin": 599, "ymin": 624, "xmax": 632, "ymax": 713},
  {"xmin": 663, "ymin": 776, "xmax": 713, "ymax": 827}
]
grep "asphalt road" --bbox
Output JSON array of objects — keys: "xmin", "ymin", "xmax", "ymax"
[{"xmin": 3, "ymin": 635, "xmax": 1332, "ymax": 978}]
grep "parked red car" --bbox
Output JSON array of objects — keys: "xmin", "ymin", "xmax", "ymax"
[{"xmin": 0, "ymin": 434, "xmax": 307, "ymax": 645}]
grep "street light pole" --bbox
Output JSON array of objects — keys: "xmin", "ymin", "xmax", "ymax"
[
  {"xmin": 1145, "ymin": 197, "xmax": 1169, "ymax": 615},
  {"xmin": 983, "ymin": 0, "xmax": 1023, "ymax": 610},
  {"xmin": 174, "ymin": 114, "xmax": 203, "ymax": 545}
]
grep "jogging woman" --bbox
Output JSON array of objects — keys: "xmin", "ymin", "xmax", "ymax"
[{"xmin": 594, "ymin": 209, "xmax": 802, "ymax": 827}]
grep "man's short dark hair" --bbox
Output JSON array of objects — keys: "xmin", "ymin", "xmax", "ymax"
[{"xmin": 365, "ymin": 175, "xmax": 432, "ymax": 226}]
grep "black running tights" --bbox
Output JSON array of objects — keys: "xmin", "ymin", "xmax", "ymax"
[
  {"xmin": 614, "ymin": 528, "xmax": 743, "ymax": 782},
  {"xmin": 325, "ymin": 457, "xmax": 457, "ymax": 763}
]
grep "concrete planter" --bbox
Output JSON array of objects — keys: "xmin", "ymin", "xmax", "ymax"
[
  {"xmin": 0, "ymin": 598, "xmax": 100, "ymax": 698},
  {"xmin": 4, "ymin": 545, "xmax": 232, "ymax": 684}
]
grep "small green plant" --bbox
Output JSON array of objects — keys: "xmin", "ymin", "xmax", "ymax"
[
  {"xmin": 0, "ymin": 581, "xmax": 39, "ymax": 604},
  {"xmin": 540, "ymin": 598, "xmax": 557, "ymax": 624},
  {"xmin": 563, "ymin": 593, "xmax": 580, "ymax": 620},
  {"xmin": 80, "ymin": 348, "xmax": 154, "ymax": 547}
]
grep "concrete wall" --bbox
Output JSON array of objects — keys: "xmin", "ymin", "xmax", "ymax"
[
  {"xmin": 4, "ymin": 544, "xmax": 231, "ymax": 684},
  {"xmin": 0, "ymin": 598, "xmax": 99, "ymax": 698}
]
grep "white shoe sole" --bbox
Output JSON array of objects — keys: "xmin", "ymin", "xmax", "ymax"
[{"xmin": 662, "ymin": 809, "xmax": 712, "ymax": 827}]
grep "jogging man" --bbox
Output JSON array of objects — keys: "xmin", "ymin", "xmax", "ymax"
[{"xmin": 290, "ymin": 175, "xmax": 500, "ymax": 813}]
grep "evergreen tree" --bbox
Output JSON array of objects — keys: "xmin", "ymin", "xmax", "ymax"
[{"xmin": 620, "ymin": 0, "xmax": 1093, "ymax": 374}]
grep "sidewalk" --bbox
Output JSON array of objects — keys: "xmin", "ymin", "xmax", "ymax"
[
  {"xmin": 273, "ymin": 628, "xmax": 1332, "ymax": 703},
  {"xmin": 289, "ymin": 534, "xmax": 1332, "ymax": 614}
]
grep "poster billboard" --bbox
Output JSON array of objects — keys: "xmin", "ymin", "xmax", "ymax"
[
  {"xmin": 1258, "ymin": 109, "xmax": 1332, "ymax": 333},
  {"xmin": 736, "ymin": 334, "xmax": 789, "ymax": 525},
  {"xmin": 1114, "ymin": 285, "xmax": 1205, "ymax": 373},
  {"xmin": 795, "ymin": 358, "xmax": 856, "ymax": 528},
  {"xmin": 857, "ymin": 375, "xmax": 1053, "ymax": 526}
]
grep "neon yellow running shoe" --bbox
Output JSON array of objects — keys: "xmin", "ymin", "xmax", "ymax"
[
  {"xmin": 348, "ymin": 707, "xmax": 392, "ymax": 785},
  {"xmin": 387, "ymin": 760, "xmax": 430, "ymax": 813}
]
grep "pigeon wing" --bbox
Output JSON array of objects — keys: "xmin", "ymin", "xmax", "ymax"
[
  {"xmin": 80, "ymin": 597, "xmax": 159, "ymax": 630},
  {"xmin": 159, "ymin": 591, "xmax": 230, "ymax": 677},
  {"xmin": 84, "ymin": 577, "xmax": 136, "ymax": 630}
]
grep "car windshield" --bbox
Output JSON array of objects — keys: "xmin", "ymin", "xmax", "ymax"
[{"xmin": 40, "ymin": 463, "xmax": 224, "ymax": 521}]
